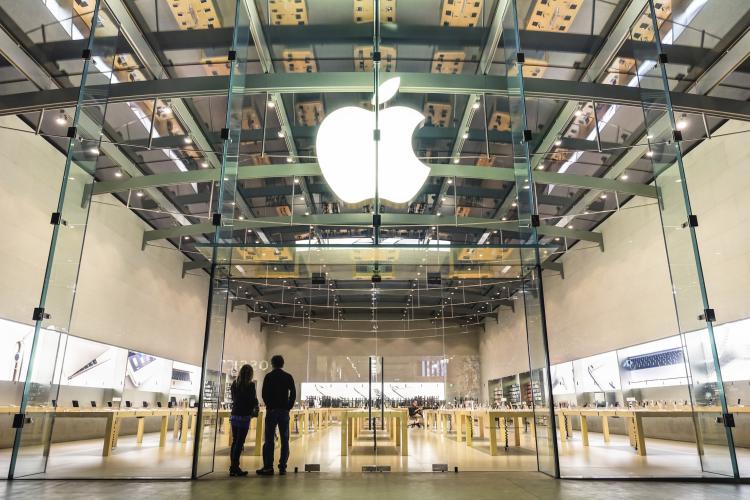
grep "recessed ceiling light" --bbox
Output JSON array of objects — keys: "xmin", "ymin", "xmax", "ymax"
[
  {"xmin": 501, "ymin": 216, "xmax": 507, "ymax": 221},
  {"xmin": 277, "ymin": 130, "xmax": 285, "ymax": 138},
  {"xmin": 304, "ymin": 211, "xmax": 310, "ymax": 215},
  {"xmin": 136, "ymin": 191, "xmax": 144, "ymax": 197},
  {"xmin": 554, "ymin": 139, "xmax": 562, "ymax": 146},
  {"xmin": 286, "ymin": 157, "xmax": 293, "ymax": 163},
  {"xmin": 55, "ymin": 111, "xmax": 67, "ymax": 125},
  {"xmin": 114, "ymin": 171, "xmax": 122, "ymax": 178},
  {"xmin": 200, "ymin": 161, "xmax": 208, "ymax": 168},
  {"xmin": 462, "ymin": 132, "xmax": 469, "ymax": 140},
  {"xmin": 646, "ymin": 150, "xmax": 654, "ymax": 158},
  {"xmin": 621, "ymin": 174, "xmax": 629, "ymax": 180},
  {"xmin": 267, "ymin": 100, "xmax": 275, "ymax": 108},
  {"xmin": 453, "ymin": 158, "xmax": 460, "ymax": 164},
  {"xmin": 567, "ymin": 224, "xmax": 574, "ymax": 229},
  {"xmin": 472, "ymin": 102, "xmax": 480, "ymax": 110},
  {"xmin": 511, "ymin": 202, "xmax": 517, "ymax": 207},
  {"xmin": 239, "ymin": 215, "xmax": 245, "ymax": 220},
  {"xmin": 183, "ymin": 236, "xmax": 190, "ymax": 240},
  {"xmin": 293, "ymin": 178, "xmax": 299, "ymax": 184},
  {"xmin": 600, "ymin": 194, "xmax": 607, "ymax": 199},
  {"xmin": 447, "ymin": 178, "xmax": 453, "ymax": 184},
  {"xmin": 183, "ymin": 136, "xmax": 192, "ymax": 144}
]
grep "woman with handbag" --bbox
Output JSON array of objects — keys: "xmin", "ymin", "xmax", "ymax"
[{"xmin": 229, "ymin": 364, "xmax": 259, "ymax": 476}]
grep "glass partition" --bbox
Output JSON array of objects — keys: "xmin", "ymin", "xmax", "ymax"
[{"xmin": 8, "ymin": 0, "xmax": 118, "ymax": 478}]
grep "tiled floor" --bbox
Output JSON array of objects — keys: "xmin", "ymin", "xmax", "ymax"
[
  {"xmin": 1, "ymin": 471, "xmax": 748, "ymax": 500},
  {"xmin": 1, "ymin": 421, "xmax": 748, "ymax": 479}
]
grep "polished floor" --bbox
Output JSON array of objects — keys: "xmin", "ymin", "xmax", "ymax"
[
  {"xmin": 2, "ymin": 419, "xmax": 749, "ymax": 479},
  {"xmin": 1, "ymin": 472, "xmax": 749, "ymax": 500}
]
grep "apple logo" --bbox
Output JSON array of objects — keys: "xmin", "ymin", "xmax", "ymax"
[{"xmin": 315, "ymin": 77, "xmax": 431, "ymax": 204}]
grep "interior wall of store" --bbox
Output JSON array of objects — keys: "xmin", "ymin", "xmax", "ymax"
[
  {"xmin": 0, "ymin": 115, "xmax": 267, "ymax": 444},
  {"xmin": 264, "ymin": 323, "xmax": 481, "ymax": 401},
  {"xmin": 479, "ymin": 118, "xmax": 750, "ymax": 400}
]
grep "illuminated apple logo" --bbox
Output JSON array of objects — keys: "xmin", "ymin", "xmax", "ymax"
[{"xmin": 316, "ymin": 77, "xmax": 430, "ymax": 204}]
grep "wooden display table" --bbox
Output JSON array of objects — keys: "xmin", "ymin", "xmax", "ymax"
[
  {"xmin": 557, "ymin": 405, "xmax": 750, "ymax": 457},
  {"xmin": 339, "ymin": 409, "xmax": 408, "ymax": 456}
]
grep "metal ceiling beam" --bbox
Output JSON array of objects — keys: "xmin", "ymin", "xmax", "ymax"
[
  {"xmin": 433, "ymin": 0, "xmax": 509, "ymax": 214},
  {"xmin": 105, "ymin": 0, "xmax": 270, "ymax": 244},
  {"xmin": 0, "ymin": 13, "xmax": 194, "ymax": 231},
  {"xmin": 141, "ymin": 213, "xmax": 603, "ymax": 248},
  {"xmin": 559, "ymin": 12, "xmax": 750, "ymax": 230},
  {"xmin": 93, "ymin": 162, "xmax": 656, "ymax": 199},
  {"xmin": 241, "ymin": 0, "xmax": 315, "ymax": 215},
  {"xmin": 5, "ymin": 73, "xmax": 750, "ymax": 121}
]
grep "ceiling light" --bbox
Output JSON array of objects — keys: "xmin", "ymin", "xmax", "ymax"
[
  {"xmin": 114, "ymin": 171, "xmax": 122, "ymax": 178},
  {"xmin": 200, "ymin": 161, "xmax": 208, "ymax": 168},
  {"xmin": 298, "ymin": 196, "xmax": 304, "ymax": 201},
  {"xmin": 89, "ymin": 147, "xmax": 100, "ymax": 155},
  {"xmin": 294, "ymin": 178, "xmax": 300, "ymax": 184},
  {"xmin": 277, "ymin": 130, "xmax": 285, "ymax": 138},
  {"xmin": 447, "ymin": 178, "xmax": 453, "ymax": 184},
  {"xmin": 647, "ymin": 134, "xmax": 654, "ymax": 140},
  {"xmin": 621, "ymin": 174, "xmax": 629, "ymax": 180},
  {"xmin": 267, "ymin": 100, "xmax": 275, "ymax": 108},
  {"xmin": 239, "ymin": 215, "xmax": 245, "ymax": 220},
  {"xmin": 511, "ymin": 202, "xmax": 517, "ymax": 207},
  {"xmin": 136, "ymin": 191, "xmax": 144, "ymax": 197},
  {"xmin": 436, "ymin": 212, "xmax": 442, "ymax": 216},
  {"xmin": 538, "ymin": 164, "xmax": 545, "ymax": 170},
  {"xmin": 600, "ymin": 194, "xmax": 607, "ymax": 199},
  {"xmin": 567, "ymin": 224, "xmax": 573, "ymax": 229},
  {"xmin": 162, "ymin": 105, "xmax": 172, "ymax": 115},
  {"xmin": 304, "ymin": 211, "xmax": 310, "ymax": 216},
  {"xmin": 183, "ymin": 136, "xmax": 192, "ymax": 144},
  {"xmin": 453, "ymin": 158, "xmax": 460, "ymax": 164},
  {"xmin": 55, "ymin": 111, "xmax": 67, "ymax": 125},
  {"xmin": 441, "ymin": 197, "xmax": 446, "ymax": 202},
  {"xmin": 574, "ymin": 109, "xmax": 583, "ymax": 117},
  {"xmin": 183, "ymin": 236, "xmax": 190, "ymax": 241},
  {"xmin": 677, "ymin": 115, "xmax": 688, "ymax": 130},
  {"xmin": 501, "ymin": 216, "xmax": 507, "ymax": 221},
  {"xmin": 286, "ymin": 157, "xmax": 293, "ymax": 163},
  {"xmin": 472, "ymin": 102, "xmax": 480, "ymax": 110},
  {"xmin": 462, "ymin": 132, "xmax": 469, "ymax": 140},
  {"xmin": 646, "ymin": 150, "xmax": 654, "ymax": 158},
  {"xmin": 554, "ymin": 139, "xmax": 562, "ymax": 146}
]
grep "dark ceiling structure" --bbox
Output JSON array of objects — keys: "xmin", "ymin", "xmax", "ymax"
[{"xmin": 1, "ymin": 0, "xmax": 749, "ymax": 332}]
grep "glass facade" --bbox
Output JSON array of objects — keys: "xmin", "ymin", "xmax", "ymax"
[{"xmin": 0, "ymin": 0, "xmax": 748, "ymax": 482}]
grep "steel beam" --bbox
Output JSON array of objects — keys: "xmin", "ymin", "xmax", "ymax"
[
  {"xmin": 434, "ymin": 0, "xmax": 509, "ymax": 214},
  {"xmin": 241, "ymin": 0, "xmax": 315, "ymax": 215},
  {"xmin": 141, "ymin": 213, "xmax": 603, "ymax": 247},
  {"xmin": 105, "ymin": 0, "xmax": 270, "ymax": 244},
  {"xmin": 4, "ymin": 73, "xmax": 750, "ymax": 121},
  {"xmin": 94, "ymin": 162, "xmax": 656, "ymax": 199}
]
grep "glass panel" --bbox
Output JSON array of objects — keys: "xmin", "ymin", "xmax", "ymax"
[
  {"xmin": 501, "ymin": 0, "xmax": 559, "ymax": 478},
  {"xmin": 9, "ymin": 0, "xmax": 118, "ymax": 478},
  {"xmin": 629, "ymin": 0, "xmax": 738, "ymax": 478},
  {"xmin": 192, "ymin": 0, "xmax": 247, "ymax": 478}
]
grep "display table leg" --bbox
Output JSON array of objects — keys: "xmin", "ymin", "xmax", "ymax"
[
  {"xmin": 190, "ymin": 415, "xmax": 197, "ymax": 437},
  {"xmin": 558, "ymin": 413, "xmax": 567, "ymax": 441},
  {"xmin": 136, "ymin": 417, "xmax": 145, "ymax": 444},
  {"xmin": 601, "ymin": 416, "xmax": 610, "ymax": 443},
  {"xmin": 634, "ymin": 415, "xmax": 646, "ymax": 456},
  {"xmin": 465, "ymin": 415, "xmax": 473, "ymax": 447},
  {"xmin": 400, "ymin": 416, "xmax": 408, "ymax": 456},
  {"xmin": 159, "ymin": 415, "xmax": 169, "ymax": 447},
  {"xmin": 479, "ymin": 414, "xmax": 485, "ymax": 439},
  {"xmin": 513, "ymin": 417, "xmax": 521, "ymax": 446},
  {"xmin": 253, "ymin": 415, "xmax": 264, "ymax": 456},
  {"xmin": 626, "ymin": 417, "xmax": 636, "ymax": 447},
  {"xmin": 489, "ymin": 417, "xmax": 498, "ymax": 455},
  {"xmin": 341, "ymin": 417, "xmax": 348, "ymax": 456},
  {"xmin": 113, "ymin": 417, "xmax": 121, "ymax": 447},
  {"xmin": 580, "ymin": 416, "xmax": 589, "ymax": 447},
  {"xmin": 180, "ymin": 413, "xmax": 189, "ymax": 443},
  {"xmin": 102, "ymin": 414, "xmax": 116, "ymax": 457}
]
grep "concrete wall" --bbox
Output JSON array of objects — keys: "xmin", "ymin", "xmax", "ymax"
[
  {"xmin": 265, "ymin": 322, "xmax": 481, "ymax": 402},
  {"xmin": 478, "ymin": 119, "xmax": 750, "ymax": 383}
]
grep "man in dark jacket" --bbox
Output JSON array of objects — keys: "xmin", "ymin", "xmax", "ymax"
[{"xmin": 257, "ymin": 354, "xmax": 296, "ymax": 475}]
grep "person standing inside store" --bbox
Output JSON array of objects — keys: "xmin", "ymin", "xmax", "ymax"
[
  {"xmin": 229, "ymin": 364, "xmax": 259, "ymax": 477},
  {"xmin": 256, "ymin": 355, "xmax": 296, "ymax": 476}
]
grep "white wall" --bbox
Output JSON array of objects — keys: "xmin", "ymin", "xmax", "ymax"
[
  {"xmin": 224, "ymin": 309, "xmax": 267, "ymax": 387},
  {"xmin": 0, "ymin": 115, "xmax": 210, "ymax": 366},
  {"xmin": 479, "ymin": 119, "xmax": 750, "ymax": 382},
  {"xmin": 479, "ymin": 298, "xmax": 528, "ymax": 401}
]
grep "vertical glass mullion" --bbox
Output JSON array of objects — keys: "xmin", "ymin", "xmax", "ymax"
[
  {"xmin": 501, "ymin": 0, "xmax": 559, "ymax": 478},
  {"xmin": 8, "ymin": 0, "xmax": 118, "ymax": 479},
  {"xmin": 631, "ymin": 0, "xmax": 738, "ymax": 478},
  {"xmin": 192, "ymin": 0, "xmax": 248, "ymax": 478}
]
